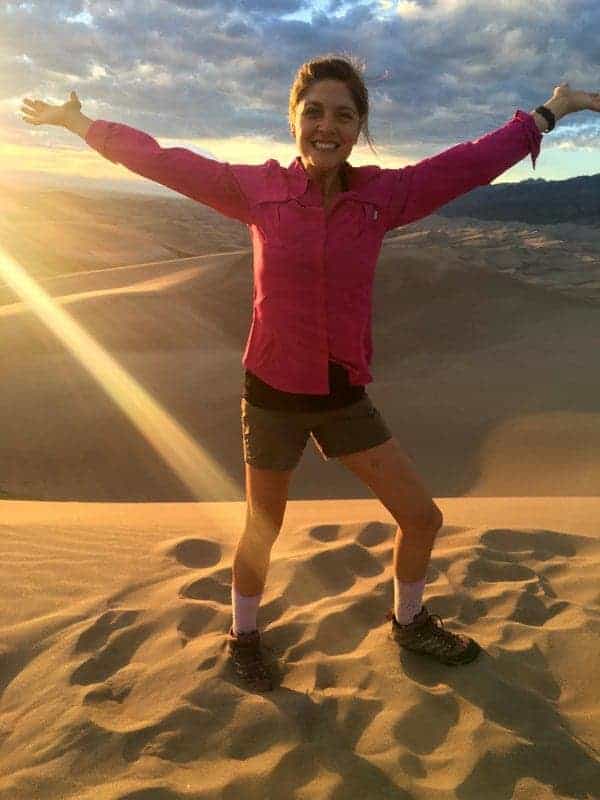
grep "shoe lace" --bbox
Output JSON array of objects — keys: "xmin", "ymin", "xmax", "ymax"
[
  {"xmin": 386, "ymin": 609, "xmax": 464, "ymax": 655},
  {"xmin": 425, "ymin": 614, "xmax": 458, "ymax": 652}
]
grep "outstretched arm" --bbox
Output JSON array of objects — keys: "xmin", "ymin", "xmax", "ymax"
[
  {"xmin": 385, "ymin": 82, "xmax": 598, "ymax": 231},
  {"xmin": 64, "ymin": 106, "xmax": 94, "ymax": 139},
  {"xmin": 21, "ymin": 91, "xmax": 255, "ymax": 224},
  {"xmin": 528, "ymin": 83, "xmax": 572, "ymax": 132}
]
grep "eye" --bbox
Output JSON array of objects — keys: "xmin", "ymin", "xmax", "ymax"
[{"xmin": 304, "ymin": 107, "xmax": 354, "ymax": 120}]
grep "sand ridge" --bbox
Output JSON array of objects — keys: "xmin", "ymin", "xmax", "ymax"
[{"xmin": 1, "ymin": 212, "xmax": 599, "ymax": 501}]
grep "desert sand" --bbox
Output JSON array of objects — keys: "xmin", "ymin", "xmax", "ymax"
[{"xmin": 0, "ymin": 187, "xmax": 598, "ymax": 798}]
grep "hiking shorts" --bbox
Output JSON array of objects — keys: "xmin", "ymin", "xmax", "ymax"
[{"xmin": 241, "ymin": 394, "xmax": 393, "ymax": 471}]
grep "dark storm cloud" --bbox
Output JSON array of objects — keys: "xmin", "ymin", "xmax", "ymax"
[{"xmin": 4, "ymin": 0, "xmax": 599, "ymax": 152}]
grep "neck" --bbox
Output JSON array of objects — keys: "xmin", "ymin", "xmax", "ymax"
[{"xmin": 301, "ymin": 159, "xmax": 347, "ymax": 196}]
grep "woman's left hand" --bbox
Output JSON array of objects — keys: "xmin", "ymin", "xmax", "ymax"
[{"xmin": 552, "ymin": 81, "xmax": 600, "ymax": 114}]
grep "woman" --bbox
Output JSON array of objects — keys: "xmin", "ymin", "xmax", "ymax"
[{"xmin": 22, "ymin": 55, "xmax": 599, "ymax": 693}]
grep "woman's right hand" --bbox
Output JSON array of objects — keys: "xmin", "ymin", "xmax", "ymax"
[{"xmin": 21, "ymin": 90, "xmax": 82, "ymax": 127}]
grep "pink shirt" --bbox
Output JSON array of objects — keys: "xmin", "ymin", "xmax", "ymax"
[{"xmin": 85, "ymin": 110, "xmax": 542, "ymax": 393}]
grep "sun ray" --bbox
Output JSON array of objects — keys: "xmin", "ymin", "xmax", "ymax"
[{"xmin": 0, "ymin": 247, "xmax": 240, "ymax": 502}]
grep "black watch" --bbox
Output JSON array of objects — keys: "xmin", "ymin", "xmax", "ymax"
[{"xmin": 534, "ymin": 105, "xmax": 555, "ymax": 132}]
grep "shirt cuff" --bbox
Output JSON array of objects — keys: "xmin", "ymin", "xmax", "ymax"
[
  {"xmin": 84, "ymin": 119, "xmax": 119, "ymax": 164},
  {"xmin": 513, "ymin": 109, "xmax": 542, "ymax": 171}
]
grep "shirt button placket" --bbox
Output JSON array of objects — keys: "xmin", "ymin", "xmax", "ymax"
[{"xmin": 318, "ymin": 209, "xmax": 331, "ymax": 392}]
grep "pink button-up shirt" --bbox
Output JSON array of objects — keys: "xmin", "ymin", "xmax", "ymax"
[{"xmin": 85, "ymin": 110, "xmax": 542, "ymax": 393}]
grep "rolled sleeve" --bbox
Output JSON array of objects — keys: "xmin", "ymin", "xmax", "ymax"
[{"xmin": 385, "ymin": 109, "xmax": 543, "ymax": 231}]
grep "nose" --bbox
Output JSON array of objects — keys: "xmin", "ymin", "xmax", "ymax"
[
  {"xmin": 315, "ymin": 122, "xmax": 339, "ymax": 138},
  {"xmin": 314, "ymin": 112, "xmax": 340, "ymax": 132}
]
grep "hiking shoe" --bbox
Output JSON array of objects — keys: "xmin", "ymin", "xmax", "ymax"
[
  {"xmin": 227, "ymin": 627, "xmax": 276, "ymax": 692},
  {"xmin": 386, "ymin": 606, "xmax": 481, "ymax": 665}
]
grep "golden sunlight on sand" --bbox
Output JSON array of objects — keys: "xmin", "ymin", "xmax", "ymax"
[
  {"xmin": 0, "ymin": 188, "xmax": 598, "ymax": 799},
  {"xmin": 0, "ymin": 246, "xmax": 238, "ymax": 502}
]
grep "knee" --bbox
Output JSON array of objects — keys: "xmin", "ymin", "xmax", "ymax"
[
  {"xmin": 404, "ymin": 501, "xmax": 443, "ymax": 534},
  {"xmin": 244, "ymin": 510, "xmax": 283, "ymax": 546},
  {"xmin": 396, "ymin": 501, "xmax": 444, "ymax": 538}
]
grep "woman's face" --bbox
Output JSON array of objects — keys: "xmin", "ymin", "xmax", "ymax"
[{"xmin": 292, "ymin": 79, "xmax": 363, "ymax": 176}]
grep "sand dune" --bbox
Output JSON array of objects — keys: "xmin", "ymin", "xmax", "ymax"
[
  {"xmin": 1, "ymin": 225, "xmax": 599, "ymax": 500},
  {"xmin": 0, "ymin": 498, "xmax": 598, "ymax": 799},
  {"xmin": 0, "ymin": 184, "xmax": 252, "ymax": 281},
  {"xmin": 0, "ymin": 189, "xmax": 598, "ymax": 797}
]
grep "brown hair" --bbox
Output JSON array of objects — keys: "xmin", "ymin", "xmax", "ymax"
[{"xmin": 288, "ymin": 52, "xmax": 378, "ymax": 156}]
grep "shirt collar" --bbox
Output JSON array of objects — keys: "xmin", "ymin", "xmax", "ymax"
[{"xmin": 286, "ymin": 155, "xmax": 369, "ymax": 198}]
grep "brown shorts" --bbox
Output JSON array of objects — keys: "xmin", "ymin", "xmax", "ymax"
[{"xmin": 241, "ymin": 394, "xmax": 393, "ymax": 471}]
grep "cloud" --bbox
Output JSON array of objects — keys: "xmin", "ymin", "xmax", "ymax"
[{"xmin": 2, "ymin": 0, "xmax": 598, "ymax": 161}]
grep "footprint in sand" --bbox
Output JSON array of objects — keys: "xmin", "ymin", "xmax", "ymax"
[
  {"xmin": 178, "ymin": 574, "xmax": 230, "ymax": 604},
  {"xmin": 463, "ymin": 529, "xmax": 580, "ymax": 627},
  {"xmin": 168, "ymin": 537, "xmax": 222, "ymax": 569},
  {"xmin": 481, "ymin": 528, "xmax": 578, "ymax": 558},
  {"xmin": 73, "ymin": 609, "xmax": 139, "ymax": 653},
  {"xmin": 355, "ymin": 521, "xmax": 391, "ymax": 548},
  {"xmin": 70, "ymin": 610, "xmax": 153, "ymax": 686},
  {"xmin": 309, "ymin": 523, "xmax": 340, "ymax": 542},
  {"xmin": 176, "ymin": 564, "xmax": 235, "ymax": 643},
  {"xmin": 285, "ymin": 543, "xmax": 383, "ymax": 606},
  {"xmin": 309, "ymin": 521, "xmax": 391, "ymax": 548},
  {"xmin": 171, "ymin": 538, "xmax": 229, "ymax": 605}
]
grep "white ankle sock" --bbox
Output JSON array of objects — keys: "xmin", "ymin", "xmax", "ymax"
[
  {"xmin": 232, "ymin": 585, "xmax": 262, "ymax": 634},
  {"xmin": 394, "ymin": 575, "xmax": 426, "ymax": 625}
]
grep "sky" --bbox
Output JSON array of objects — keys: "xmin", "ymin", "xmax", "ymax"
[{"xmin": 1, "ymin": 0, "xmax": 599, "ymax": 196}]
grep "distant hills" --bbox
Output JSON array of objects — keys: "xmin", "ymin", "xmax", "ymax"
[
  {"xmin": 7, "ymin": 167, "xmax": 600, "ymax": 227},
  {"xmin": 437, "ymin": 172, "xmax": 600, "ymax": 225}
]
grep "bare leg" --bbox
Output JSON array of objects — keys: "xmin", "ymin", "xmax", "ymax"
[
  {"xmin": 233, "ymin": 520, "xmax": 279, "ymax": 596},
  {"xmin": 337, "ymin": 437, "xmax": 444, "ymax": 582},
  {"xmin": 393, "ymin": 514, "xmax": 442, "ymax": 582},
  {"xmin": 232, "ymin": 464, "xmax": 294, "ymax": 596}
]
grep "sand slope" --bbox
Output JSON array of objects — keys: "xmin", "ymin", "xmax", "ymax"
[
  {"xmin": 1, "ymin": 193, "xmax": 598, "ymax": 797},
  {"xmin": 0, "ymin": 498, "xmax": 599, "ymax": 799},
  {"xmin": 1, "ymin": 226, "xmax": 599, "ymax": 501}
]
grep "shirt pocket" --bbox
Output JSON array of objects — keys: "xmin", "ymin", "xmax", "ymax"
[
  {"xmin": 361, "ymin": 201, "xmax": 383, "ymax": 230},
  {"xmin": 256, "ymin": 200, "xmax": 313, "ymax": 247},
  {"xmin": 275, "ymin": 201, "xmax": 322, "ymax": 249},
  {"xmin": 338, "ymin": 199, "xmax": 381, "ymax": 239}
]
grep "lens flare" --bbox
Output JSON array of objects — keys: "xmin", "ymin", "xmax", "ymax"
[{"xmin": 0, "ymin": 247, "xmax": 239, "ymax": 502}]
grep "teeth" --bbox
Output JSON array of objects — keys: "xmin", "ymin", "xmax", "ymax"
[{"xmin": 313, "ymin": 142, "xmax": 338, "ymax": 150}]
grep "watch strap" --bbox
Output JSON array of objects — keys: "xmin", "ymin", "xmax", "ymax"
[{"xmin": 534, "ymin": 105, "xmax": 555, "ymax": 133}]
